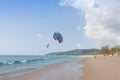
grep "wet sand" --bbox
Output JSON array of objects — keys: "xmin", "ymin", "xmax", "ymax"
[
  {"xmin": 81, "ymin": 56, "xmax": 120, "ymax": 80},
  {"xmin": 0, "ymin": 59, "xmax": 84, "ymax": 80}
]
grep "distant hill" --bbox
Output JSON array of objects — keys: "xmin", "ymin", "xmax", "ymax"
[{"xmin": 47, "ymin": 49, "xmax": 100, "ymax": 55}]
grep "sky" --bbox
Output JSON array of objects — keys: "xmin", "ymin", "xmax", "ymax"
[{"xmin": 0, "ymin": 0, "xmax": 119, "ymax": 55}]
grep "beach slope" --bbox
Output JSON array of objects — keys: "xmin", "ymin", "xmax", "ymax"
[{"xmin": 81, "ymin": 56, "xmax": 120, "ymax": 80}]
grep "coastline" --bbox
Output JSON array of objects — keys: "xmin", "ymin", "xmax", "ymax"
[
  {"xmin": 2, "ymin": 55, "xmax": 120, "ymax": 80},
  {"xmin": 81, "ymin": 56, "xmax": 120, "ymax": 80},
  {"xmin": 0, "ymin": 58, "xmax": 85, "ymax": 80}
]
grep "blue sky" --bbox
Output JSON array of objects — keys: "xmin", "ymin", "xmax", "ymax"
[{"xmin": 0, "ymin": 0, "xmax": 119, "ymax": 55}]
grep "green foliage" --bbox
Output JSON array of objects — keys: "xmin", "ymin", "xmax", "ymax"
[
  {"xmin": 100, "ymin": 45, "xmax": 120, "ymax": 56},
  {"xmin": 100, "ymin": 45, "xmax": 110, "ymax": 56}
]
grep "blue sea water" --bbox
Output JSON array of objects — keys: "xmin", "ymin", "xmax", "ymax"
[{"xmin": 0, "ymin": 55, "xmax": 83, "ymax": 74}]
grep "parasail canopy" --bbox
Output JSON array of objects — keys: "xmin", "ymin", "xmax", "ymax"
[{"xmin": 53, "ymin": 32, "xmax": 63, "ymax": 43}]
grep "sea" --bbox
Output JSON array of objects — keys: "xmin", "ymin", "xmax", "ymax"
[{"xmin": 0, "ymin": 55, "xmax": 85, "ymax": 74}]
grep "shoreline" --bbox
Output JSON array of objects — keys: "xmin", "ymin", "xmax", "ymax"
[
  {"xmin": 0, "ymin": 55, "xmax": 84, "ymax": 75},
  {"xmin": 0, "ymin": 58, "xmax": 85, "ymax": 80},
  {"xmin": 81, "ymin": 56, "xmax": 120, "ymax": 80}
]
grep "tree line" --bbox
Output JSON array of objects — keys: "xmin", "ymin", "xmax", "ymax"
[{"xmin": 100, "ymin": 45, "xmax": 120, "ymax": 56}]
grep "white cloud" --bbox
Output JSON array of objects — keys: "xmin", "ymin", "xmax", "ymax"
[
  {"xmin": 84, "ymin": 0, "xmax": 120, "ymax": 46},
  {"xmin": 76, "ymin": 44, "xmax": 81, "ymax": 48},
  {"xmin": 77, "ymin": 26, "xmax": 80, "ymax": 30},
  {"xmin": 59, "ymin": 0, "xmax": 120, "ymax": 47},
  {"xmin": 59, "ymin": 0, "xmax": 67, "ymax": 7},
  {"xmin": 59, "ymin": 0, "xmax": 95, "ymax": 10},
  {"xmin": 36, "ymin": 33, "xmax": 43, "ymax": 39}
]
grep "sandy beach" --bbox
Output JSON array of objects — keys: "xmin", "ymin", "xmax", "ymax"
[
  {"xmin": 0, "ymin": 58, "xmax": 84, "ymax": 80},
  {"xmin": 81, "ymin": 56, "xmax": 120, "ymax": 80}
]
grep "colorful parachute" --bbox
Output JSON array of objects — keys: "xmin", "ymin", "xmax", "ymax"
[{"xmin": 53, "ymin": 32, "xmax": 63, "ymax": 43}]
